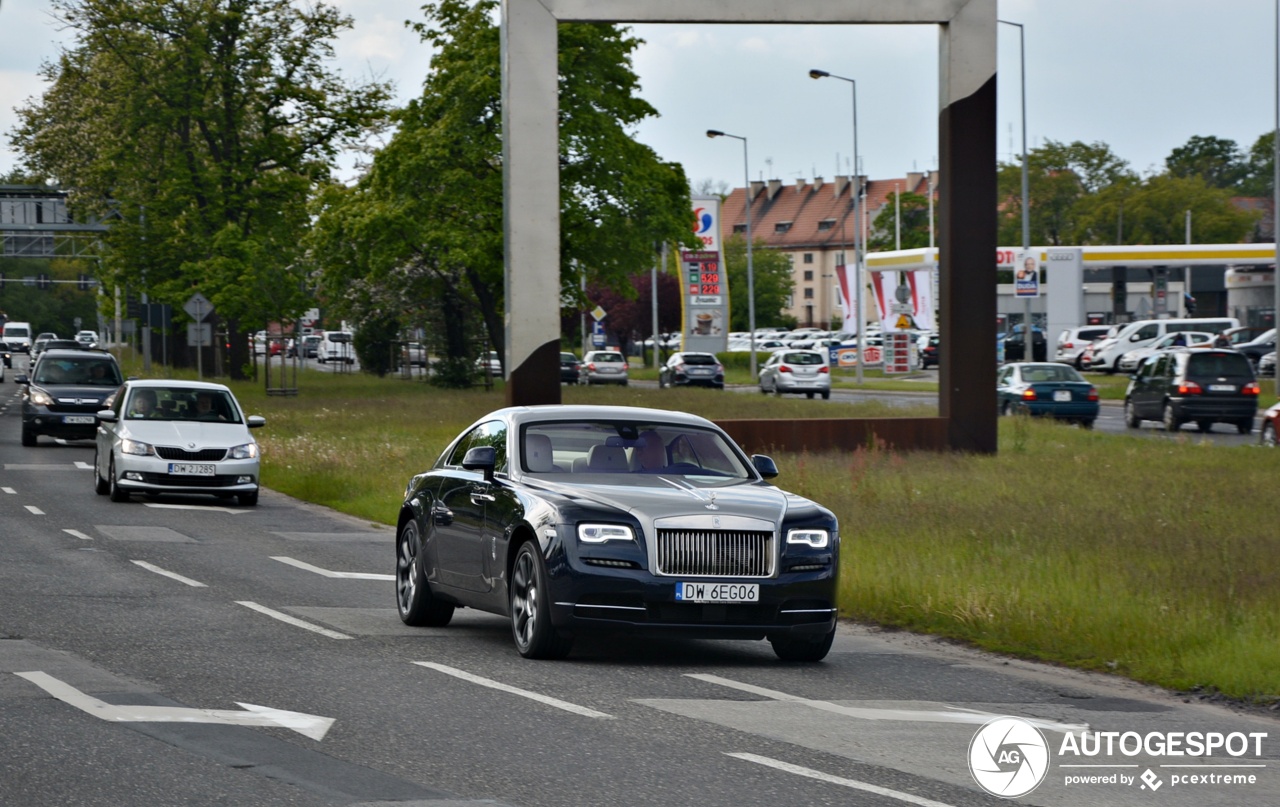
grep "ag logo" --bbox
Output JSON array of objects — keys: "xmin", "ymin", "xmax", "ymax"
[{"xmin": 968, "ymin": 717, "xmax": 1049, "ymax": 798}]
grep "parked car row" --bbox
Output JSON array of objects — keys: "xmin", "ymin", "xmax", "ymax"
[{"xmin": 12, "ymin": 347, "xmax": 265, "ymax": 507}]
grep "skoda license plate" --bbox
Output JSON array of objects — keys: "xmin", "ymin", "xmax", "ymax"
[
  {"xmin": 169, "ymin": 463, "xmax": 215, "ymax": 476},
  {"xmin": 675, "ymin": 582, "xmax": 759, "ymax": 603}
]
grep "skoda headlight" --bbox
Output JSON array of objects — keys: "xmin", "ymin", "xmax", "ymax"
[
  {"xmin": 786, "ymin": 528, "xmax": 829, "ymax": 548},
  {"xmin": 120, "ymin": 438, "xmax": 156, "ymax": 457},
  {"xmin": 29, "ymin": 388, "xmax": 55, "ymax": 407},
  {"xmin": 577, "ymin": 524, "xmax": 635, "ymax": 544},
  {"xmin": 229, "ymin": 442, "xmax": 259, "ymax": 460}
]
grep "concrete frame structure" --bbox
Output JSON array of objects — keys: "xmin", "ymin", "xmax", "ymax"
[{"xmin": 502, "ymin": 0, "xmax": 997, "ymax": 453}]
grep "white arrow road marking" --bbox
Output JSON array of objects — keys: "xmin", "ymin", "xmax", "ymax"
[
  {"xmin": 727, "ymin": 753, "xmax": 958, "ymax": 807},
  {"xmin": 413, "ymin": 662, "xmax": 613, "ymax": 719},
  {"xmin": 236, "ymin": 601, "xmax": 352, "ymax": 639},
  {"xmin": 14, "ymin": 671, "xmax": 334, "ymax": 740},
  {"xmin": 25, "ymin": 505, "xmax": 44, "ymax": 515},
  {"xmin": 2, "ymin": 487, "xmax": 16, "ymax": 494},
  {"xmin": 63, "ymin": 529, "xmax": 93, "ymax": 541},
  {"xmin": 144, "ymin": 503, "xmax": 250, "ymax": 514},
  {"xmin": 271, "ymin": 556, "xmax": 394, "ymax": 581},
  {"xmin": 686, "ymin": 674, "xmax": 1088, "ymax": 733},
  {"xmin": 132, "ymin": 560, "xmax": 207, "ymax": 587}
]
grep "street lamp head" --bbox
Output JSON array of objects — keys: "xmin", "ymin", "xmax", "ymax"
[
  {"xmin": 706, "ymin": 129, "xmax": 724, "ymax": 139},
  {"xmin": 808, "ymin": 69, "xmax": 829, "ymax": 79}
]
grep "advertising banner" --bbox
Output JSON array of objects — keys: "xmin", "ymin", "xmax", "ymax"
[{"xmin": 682, "ymin": 197, "xmax": 728, "ymax": 353}]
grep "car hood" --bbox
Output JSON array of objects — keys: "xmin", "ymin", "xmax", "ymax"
[
  {"xmin": 119, "ymin": 420, "xmax": 251, "ymax": 448},
  {"xmin": 526, "ymin": 475, "xmax": 815, "ymax": 525}
]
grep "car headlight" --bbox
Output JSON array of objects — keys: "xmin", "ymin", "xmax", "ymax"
[
  {"xmin": 29, "ymin": 388, "xmax": 55, "ymax": 406},
  {"xmin": 786, "ymin": 528, "xmax": 829, "ymax": 548},
  {"xmin": 229, "ymin": 442, "xmax": 259, "ymax": 460},
  {"xmin": 120, "ymin": 438, "xmax": 156, "ymax": 456},
  {"xmin": 577, "ymin": 523, "xmax": 635, "ymax": 544}
]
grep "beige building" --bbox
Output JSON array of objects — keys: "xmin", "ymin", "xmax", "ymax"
[{"xmin": 718, "ymin": 171, "xmax": 938, "ymax": 329}]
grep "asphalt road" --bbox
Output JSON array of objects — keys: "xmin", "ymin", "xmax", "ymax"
[{"xmin": 1, "ymin": 369, "xmax": 1275, "ymax": 807}]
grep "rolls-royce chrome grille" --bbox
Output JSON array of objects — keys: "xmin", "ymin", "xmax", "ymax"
[{"xmin": 656, "ymin": 529, "xmax": 773, "ymax": 577}]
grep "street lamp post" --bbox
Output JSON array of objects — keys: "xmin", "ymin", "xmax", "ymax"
[
  {"xmin": 707, "ymin": 130, "xmax": 758, "ymax": 379},
  {"xmin": 999, "ymin": 19, "xmax": 1032, "ymax": 358},
  {"xmin": 809, "ymin": 69, "xmax": 863, "ymax": 384}
]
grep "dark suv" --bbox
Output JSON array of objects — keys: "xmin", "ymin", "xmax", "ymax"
[
  {"xmin": 16, "ymin": 349, "xmax": 124, "ymax": 446},
  {"xmin": 1124, "ymin": 349, "xmax": 1259, "ymax": 434}
]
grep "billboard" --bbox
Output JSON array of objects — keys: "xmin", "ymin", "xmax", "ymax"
[{"xmin": 681, "ymin": 197, "xmax": 728, "ymax": 353}]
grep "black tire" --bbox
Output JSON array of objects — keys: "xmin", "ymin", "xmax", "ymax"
[
  {"xmin": 1162, "ymin": 403, "xmax": 1181, "ymax": 433},
  {"xmin": 1123, "ymin": 400, "xmax": 1141, "ymax": 429},
  {"xmin": 1080, "ymin": 419, "xmax": 1095, "ymax": 430},
  {"xmin": 21, "ymin": 426, "xmax": 36, "ymax": 447},
  {"xmin": 1262, "ymin": 422, "xmax": 1277, "ymax": 447},
  {"xmin": 1196, "ymin": 420, "xmax": 1212, "ymax": 433},
  {"xmin": 94, "ymin": 449, "xmax": 109, "ymax": 495},
  {"xmin": 1000, "ymin": 401, "xmax": 1011, "ymax": 416},
  {"xmin": 770, "ymin": 626, "xmax": 836, "ymax": 662},
  {"xmin": 108, "ymin": 457, "xmax": 130, "ymax": 502},
  {"xmin": 237, "ymin": 490, "xmax": 259, "ymax": 507},
  {"xmin": 510, "ymin": 541, "xmax": 572, "ymax": 659},
  {"xmin": 805, "ymin": 391, "xmax": 815, "ymax": 399},
  {"xmin": 821, "ymin": 390, "xmax": 830, "ymax": 400},
  {"xmin": 396, "ymin": 518, "xmax": 455, "ymax": 627},
  {"xmin": 1236, "ymin": 419, "xmax": 1253, "ymax": 435}
]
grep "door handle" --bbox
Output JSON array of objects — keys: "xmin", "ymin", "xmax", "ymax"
[{"xmin": 470, "ymin": 491, "xmax": 496, "ymax": 505}]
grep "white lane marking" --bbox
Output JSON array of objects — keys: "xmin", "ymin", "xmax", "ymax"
[
  {"xmin": 74, "ymin": 461, "xmax": 93, "ymax": 470},
  {"xmin": 14, "ymin": 671, "xmax": 334, "ymax": 740},
  {"xmin": 727, "ymin": 753, "xmax": 958, "ymax": 807},
  {"xmin": 235, "ymin": 601, "xmax": 352, "ymax": 640},
  {"xmin": 144, "ymin": 503, "xmax": 250, "ymax": 514},
  {"xmin": 687, "ymin": 674, "xmax": 1088, "ymax": 733},
  {"xmin": 131, "ymin": 560, "xmax": 207, "ymax": 588},
  {"xmin": 413, "ymin": 662, "xmax": 613, "ymax": 719},
  {"xmin": 2, "ymin": 487, "xmax": 15, "ymax": 494},
  {"xmin": 25, "ymin": 505, "xmax": 44, "ymax": 515},
  {"xmin": 63, "ymin": 529, "xmax": 93, "ymax": 541},
  {"xmin": 271, "ymin": 556, "xmax": 394, "ymax": 581}
]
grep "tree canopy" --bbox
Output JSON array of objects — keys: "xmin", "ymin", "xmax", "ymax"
[
  {"xmin": 306, "ymin": 0, "xmax": 695, "ymax": 383},
  {"xmin": 722, "ymin": 234, "xmax": 796, "ymax": 331},
  {"xmin": 13, "ymin": 0, "xmax": 390, "ymax": 377}
]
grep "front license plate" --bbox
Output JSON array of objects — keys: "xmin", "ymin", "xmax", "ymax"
[
  {"xmin": 1208, "ymin": 384, "xmax": 1235, "ymax": 392},
  {"xmin": 63, "ymin": 415, "xmax": 96, "ymax": 424},
  {"xmin": 1053, "ymin": 390, "xmax": 1072, "ymax": 402},
  {"xmin": 169, "ymin": 463, "xmax": 215, "ymax": 476},
  {"xmin": 675, "ymin": 582, "xmax": 759, "ymax": 603}
]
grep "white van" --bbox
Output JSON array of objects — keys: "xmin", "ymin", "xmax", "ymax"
[
  {"xmin": 1089, "ymin": 317, "xmax": 1238, "ymax": 373},
  {"xmin": 316, "ymin": 330, "xmax": 354, "ymax": 364},
  {"xmin": 2, "ymin": 322, "xmax": 33, "ymax": 353}
]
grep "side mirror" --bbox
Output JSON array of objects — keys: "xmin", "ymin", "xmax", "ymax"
[
  {"xmin": 246, "ymin": 415, "xmax": 266, "ymax": 429},
  {"xmin": 751, "ymin": 454, "xmax": 779, "ymax": 479},
  {"xmin": 14, "ymin": 374, "xmax": 28, "ymax": 385},
  {"xmin": 96, "ymin": 409, "xmax": 118, "ymax": 423},
  {"xmin": 462, "ymin": 445, "xmax": 497, "ymax": 481}
]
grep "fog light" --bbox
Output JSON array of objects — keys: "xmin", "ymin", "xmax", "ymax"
[
  {"xmin": 236, "ymin": 476, "xmax": 254, "ymax": 484},
  {"xmin": 124, "ymin": 472, "xmax": 143, "ymax": 481}
]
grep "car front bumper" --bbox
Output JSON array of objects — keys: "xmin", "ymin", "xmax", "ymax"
[
  {"xmin": 112, "ymin": 453, "xmax": 260, "ymax": 495},
  {"xmin": 23, "ymin": 408, "xmax": 101, "ymax": 440}
]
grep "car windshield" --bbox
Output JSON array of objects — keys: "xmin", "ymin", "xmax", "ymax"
[
  {"xmin": 34, "ymin": 357, "xmax": 122, "ymax": 386},
  {"xmin": 1020, "ymin": 364, "xmax": 1084, "ymax": 383},
  {"xmin": 125, "ymin": 387, "xmax": 242, "ymax": 423},
  {"xmin": 681, "ymin": 354, "xmax": 717, "ymax": 365},
  {"xmin": 521, "ymin": 420, "xmax": 752, "ymax": 484}
]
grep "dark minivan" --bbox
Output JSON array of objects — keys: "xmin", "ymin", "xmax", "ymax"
[{"xmin": 1124, "ymin": 349, "xmax": 1259, "ymax": 434}]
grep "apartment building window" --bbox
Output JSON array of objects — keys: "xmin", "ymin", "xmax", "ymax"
[
  {"xmin": 732, "ymin": 224, "xmax": 746, "ymax": 234},
  {"xmin": 774, "ymin": 221, "xmax": 792, "ymax": 233},
  {"xmin": 817, "ymin": 219, "xmax": 835, "ymax": 231},
  {"xmin": 803, "ymin": 288, "xmax": 814, "ymax": 299},
  {"xmin": 803, "ymin": 270, "xmax": 814, "ymax": 281},
  {"xmin": 803, "ymin": 253, "xmax": 814, "ymax": 264}
]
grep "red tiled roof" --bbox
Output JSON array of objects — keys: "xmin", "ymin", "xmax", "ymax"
[{"xmin": 720, "ymin": 172, "xmax": 938, "ymax": 249}]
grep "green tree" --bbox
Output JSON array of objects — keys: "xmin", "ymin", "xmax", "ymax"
[
  {"xmin": 13, "ymin": 0, "xmax": 390, "ymax": 378},
  {"xmin": 867, "ymin": 191, "xmax": 930, "ymax": 251},
  {"xmin": 1165, "ymin": 135, "xmax": 1248, "ymax": 189},
  {"xmin": 1079, "ymin": 174, "xmax": 1259, "ymax": 245},
  {"xmin": 307, "ymin": 0, "xmax": 695, "ymax": 383},
  {"xmin": 1240, "ymin": 131, "xmax": 1276, "ymax": 197},
  {"xmin": 997, "ymin": 140, "xmax": 1134, "ymax": 246},
  {"xmin": 722, "ymin": 234, "xmax": 795, "ymax": 331}
]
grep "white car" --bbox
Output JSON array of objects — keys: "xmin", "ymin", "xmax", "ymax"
[
  {"xmin": 759, "ymin": 349, "xmax": 832, "ymax": 399},
  {"xmin": 94, "ymin": 380, "xmax": 265, "ymax": 506},
  {"xmin": 1053, "ymin": 325, "xmax": 1111, "ymax": 368},
  {"xmin": 75, "ymin": 330, "xmax": 100, "ymax": 349},
  {"xmin": 1116, "ymin": 331, "xmax": 1215, "ymax": 373}
]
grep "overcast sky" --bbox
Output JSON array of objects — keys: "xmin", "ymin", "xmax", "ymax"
[{"xmin": 2, "ymin": 0, "xmax": 1278, "ymax": 189}]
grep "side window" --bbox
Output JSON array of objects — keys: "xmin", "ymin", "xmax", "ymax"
[
  {"xmin": 997, "ymin": 367, "xmax": 1011, "ymax": 385},
  {"xmin": 446, "ymin": 420, "xmax": 508, "ymax": 473},
  {"xmin": 1151, "ymin": 355, "xmax": 1170, "ymax": 378},
  {"xmin": 1133, "ymin": 324, "xmax": 1159, "ymax": 341}
]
